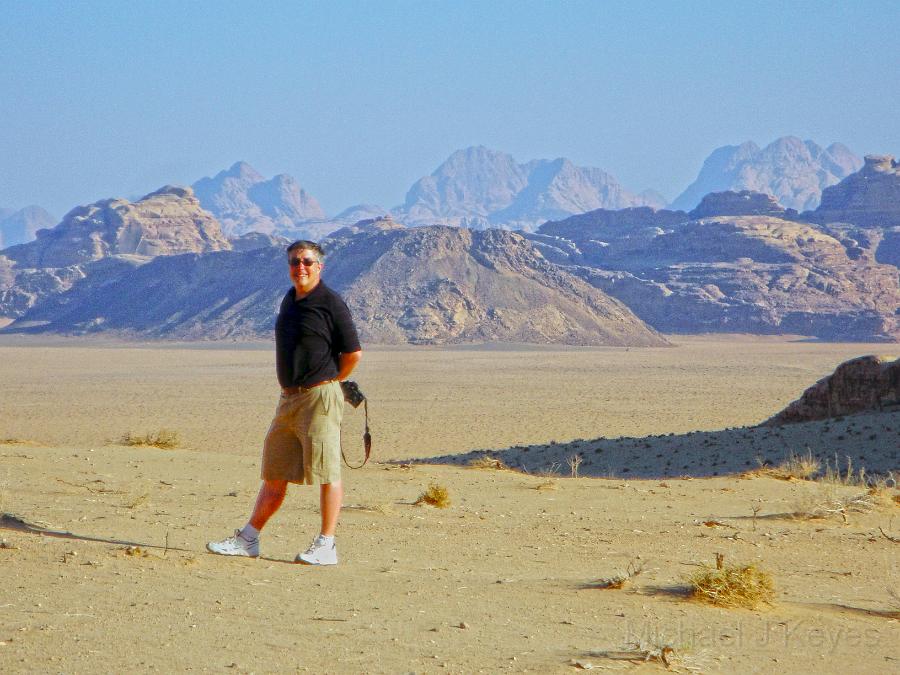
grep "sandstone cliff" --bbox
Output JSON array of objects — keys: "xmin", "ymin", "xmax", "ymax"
[
  {"xmin": 765, "ymin": 355, "xmax": 900, "ymax": 424},
  {"xmin": 0, "ymin": 186, "xmax": 230, "ymax": 319},
  {"xmin": 535, "ymin": 209, "xmax": 900, "ymax": 341},
  {"xmin": 809, "ymin": 155, "xmax": 900, "ymax": 228}
]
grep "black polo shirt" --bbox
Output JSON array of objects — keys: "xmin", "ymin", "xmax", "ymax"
[{"xmin": 274, "ymin": 281, "xmax": 361, "ymax": 389}]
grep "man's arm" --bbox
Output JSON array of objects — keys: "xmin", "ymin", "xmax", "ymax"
[{"xmin": 336, "ymin": 350, "xmax": 362, "ymax": 381}]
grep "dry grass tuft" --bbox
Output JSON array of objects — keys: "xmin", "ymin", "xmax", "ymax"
[
  {"xmin": 688, "ymin": 555, "xmax": 775, "ymax": 610},
  {"xmin": 532, "ymin": 478, "xmax": 559, "ymax": 491},
  {"xmin": 119, "ymin": 429, "xmax": 180, "ymax": 449},
  {"xmin": 766, "ymin": 451, "xmax": 820, "ymax": 480},
  {"xmin": 792, "ymin": 487, "xmax": 874, "ymax": 523},
  {"xmin": 468, "ymin": 455, "xmax": 508, "ymax": 470},
  {"xmin": 415, "ymin": 483, "xmax": 451, "ymax": 509},
  {"xmin": 121, "ymin": 545, "xmax": 149, "ymax": 558},
  {"xmin": 0, "ymin": 437, "xmax": 40, "ymax": 447},
  {"xmin": 590, "ymin": 559, "xmax": 645, "ymax": 590}
]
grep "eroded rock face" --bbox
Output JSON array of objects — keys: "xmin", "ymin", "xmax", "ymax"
[
  {"xmin": 535, "ymin": 209, "xmax": 900, "ymax": 341},
  {"xmin": 765, "ymin": 355, "xmax": 900, "ymax": 424},
  {"xmin": 810, "ymin": 155, "xmax": 900, "ymax": 227},
  {"xmin": 2, "ymin": 186, "xmax": 230, "ymax": 268},
  {"xmin": 689, "ymin": 190, "xmax": 788, "ymax": 219},
  {"xmin": 0, "ymin": 187, "xmax": 230, "ymax": 319}
]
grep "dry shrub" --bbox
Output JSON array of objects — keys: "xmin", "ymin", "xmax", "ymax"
[
  {"xmin": 415, "ymin": 483, "xmax": 451, "ymax": 508},
  {"xmin": 468, "ymin": 455, "xmax": 507, "ymax": 470},
  {"xmin": 689, "ymin": 556, "xmax": 774, "ymax": 610},
  {"xmin": 121, "ymin": 545, "xmax": 149, "ymax": 558},
  {"xmin": 590, "ymin": 559, "xmax": 644, "ymax": 590},
  {"xmin": 792, "ymin": 487, "xmax": 874, "ymax": 523},
  {"xmin": 120, "ymin": 429, "xmax": 180, "ymax": 449},
  {"xmin": 532, "ymin": 478, "xmax": 559, "ymax": 491},
  {"xmin": 767, "ymin": 451, "xmax": 820, "ymax": 480},
  {"xmin": 0, "ymin": 438, "xmax": 39, "ymax": 446}
]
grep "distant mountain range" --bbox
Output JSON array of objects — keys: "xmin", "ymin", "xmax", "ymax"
[
  {"xmin": 4, "ymin": 137, "xmax": 868, "ymax": 246},
  {"xmin": 671, "ymin": 137, "xmax": 862, "ymax": 212},
  {"xmin": 3, "ymin": 146, "xmax": 899, "ymax": 345},
  {"xmin": 0, "ymin": 206, "xmax": 56, "ymax": 249},
  {"xmin": 392, "ymin": 146, "xmax": 664, "ymax": 231}
]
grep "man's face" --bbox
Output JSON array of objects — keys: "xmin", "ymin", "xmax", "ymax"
[{"xmin": 288, "ymin": 248, "xmax": 323, "ymax": 294}]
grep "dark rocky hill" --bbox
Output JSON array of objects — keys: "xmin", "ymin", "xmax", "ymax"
[
  {"xmin": 4, "ymin": 225, "xmax": 668, "ymax": 347},
  {"xmin": 807, "ymin": 155, "xmax": 900, "ymax": 228}
]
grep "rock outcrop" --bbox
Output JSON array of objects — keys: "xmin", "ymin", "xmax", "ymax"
[
  {"xmin": 672, "ymin": 137, "xmax": 862, "ymax": 212},
  {"xmin": 765, "ymin": 355, "xmax": 900, "ymax": 424},
  {"xmin": 688, "ymin": 190, "xmax": 789, "ymax": 219},
  {"xmin": 808, "ymin": 155, "xmax": 900, "ymax": 227},
  {"xmin": 192, "ymin": 162, "xmax": 326, "ymax": 237},
  {"xmin": 0, "ymin": 205, "xmax": 56, "ymax": 248},
  {"xmin": 2, "ymin": 186, "xmax": 229, "ymax": 269},
  {"xmin": 0, "ymin": 186, "xmax": 230, "ymax": 319},
  {"xmin": 535, "ymin": 209, "xmax": 900, "ymax": 341},
  {"xmin": 395, "ymin": 146, "xmax": 661, "ymax": 231}
]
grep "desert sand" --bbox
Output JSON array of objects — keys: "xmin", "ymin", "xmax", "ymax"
[{"xmin": 1, "ymin": 334, "xmax": 898, "ymax": 673}]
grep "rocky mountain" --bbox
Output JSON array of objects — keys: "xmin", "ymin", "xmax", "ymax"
[
  {"xmin": 0, "ymin": 186, "xmax": 230, "ymax": 320},
  {"xmin": 0, "ymin": 205, "xmax": 56, "ymax": 248},
  {"xmin": 808, "ymin": 155, "xmax": 900, "ymax": 227},
  {"xmin": 3, "ymin": 225, "xmax": 669, "ymax": 347},
  {"xmin": 322, "ymin": 226, "xmax": 668, "ymax": 345},
  {"xmin": 672, "ymin": 137, "xmax": 862, "ymax": 212},
  {"xmin": 533, "ymin": 199, "xmax": 900, "ymax": 341},
  {"xmin": 765, "ymin": 355, "xmax": 900, "ymax": 425},
  {"xmin": 395, "ymin": 146, "xmax": 660, "ymax": 231},
  {"xmin": 192, "ymin": 162, "xmax": 325, "ymax": 237}
]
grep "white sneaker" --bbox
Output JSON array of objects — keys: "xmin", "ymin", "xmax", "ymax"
[
  {"xmin": 206, "ymin": 529, "xmax": 259, "ymax": 558},
  {"xmin": 295, "ymin": 535, "xmax": 338, "ymax": 565}
]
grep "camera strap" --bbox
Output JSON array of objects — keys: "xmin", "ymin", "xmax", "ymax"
[{"xmin": 340, "ymin": 398, "xmax": 371, "ymax": 469}]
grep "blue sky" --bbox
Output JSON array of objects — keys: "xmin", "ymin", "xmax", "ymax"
[{"xmin": 2, "ymin": 1, "xmax": 899, "ymax": 217}]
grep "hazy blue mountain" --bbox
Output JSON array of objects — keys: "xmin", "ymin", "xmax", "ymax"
[
  {"xmin": 672, "ymin": 137, "xmax": 862, "ymax": 212},
  {"xmin": 192, "ymin": 161, "xmax": 325, "ymax": 237},
  {"xmin": 396, "ymin": 146, "xmax": 661, "ymax": 231},
  {"xmin": 0, "ymin": 205, "xmax": 57, "ymax": 249}
]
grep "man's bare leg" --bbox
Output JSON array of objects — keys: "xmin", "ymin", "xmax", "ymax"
[
  {"xmin": 320, "ymin": 480, "xmax": 343, "ymax": 536},
  {"xmin": 248, "ymin": 479, "xmax": 288, "ymax": 531}
]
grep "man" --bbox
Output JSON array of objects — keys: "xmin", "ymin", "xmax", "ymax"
[{"xmin": 207, "ymin": 240, "xmax": 362, "ymax": 565}]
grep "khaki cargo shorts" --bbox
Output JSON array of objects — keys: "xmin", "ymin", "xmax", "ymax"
[{"xmin": 261, "ymin": 381, "xmax": 344, "ymax": 485}]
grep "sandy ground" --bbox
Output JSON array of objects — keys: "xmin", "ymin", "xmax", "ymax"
[{"xmin": 1, "ymin": 334, "xmax": 898, "ymax": 673}]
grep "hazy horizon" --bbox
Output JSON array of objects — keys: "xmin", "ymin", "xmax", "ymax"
[{"xmin": 2, "ymin": 1, "xmax": 899, "ymax": 216}]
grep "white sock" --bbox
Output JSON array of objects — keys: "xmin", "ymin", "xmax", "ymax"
[
  {"xmin": 319, "ymin": 534, "xmax": 335, "ymax": 545},
  {"xmin": 240, "ymin": 523, "xmax": 260, "ymax": 540}
]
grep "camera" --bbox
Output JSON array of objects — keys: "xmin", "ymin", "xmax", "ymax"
[{"xmin": 340, "ymin": 380, "xmax": 366, "ymax": 408}]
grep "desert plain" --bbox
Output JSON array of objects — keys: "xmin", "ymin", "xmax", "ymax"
[{"xmin": 1, "ymin": 334, "xmax": 898, "ymax": 673}]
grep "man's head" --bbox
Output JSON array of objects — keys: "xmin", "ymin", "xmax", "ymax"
[{"xmin": 286, "ymin": 240, "xmax": 325, "ymax": 295}]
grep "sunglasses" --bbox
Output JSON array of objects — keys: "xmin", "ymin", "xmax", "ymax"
[{"xmin": 289, "ymin": 256, "xmax": 319, "ymax": 268}]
